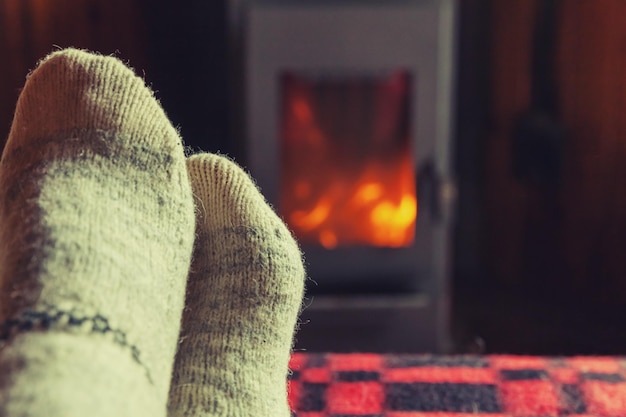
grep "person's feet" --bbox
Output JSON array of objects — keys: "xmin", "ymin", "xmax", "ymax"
[
  {"xmin": 168, "ymin": 153, "xmax": 305, "ymax": 417},
  {"xmin": 0, "ymin": 49, "xmax": 195, "ymax": 417}
]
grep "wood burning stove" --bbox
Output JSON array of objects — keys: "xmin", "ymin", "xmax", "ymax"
[{"xmin": 231, "ymin": 0, "xmax": 457, "ymax": 352}]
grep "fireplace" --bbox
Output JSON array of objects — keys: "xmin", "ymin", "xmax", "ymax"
[{"xmin": 231, "ymin": 0, "xmax": 457, "ymax": 352}]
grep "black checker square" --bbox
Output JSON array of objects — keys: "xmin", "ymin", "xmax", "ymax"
[
  {"xmin": 561, "ymin": 384, "xmax": 587, "ymax": 414},
  {"xmin": 581, "ymin": 372, "xmax": 626, "ymax": 383},
  {"xmin": 336, "ymin": 371, "xmax": 380, "ymax": 382},
  {"xmin": 331, "ymin": 415, "xmax": 383, "ymax": 417},
  {"xmin": 386, "ymin": 382, "xmax": 501, "ymax": 413},
  {"xmin": 387, "ymin": 355, "xmax": 490, "ymax": 368},
  {"xmin": 500, "ymin": 369, "xmax": 548, "ymax": 381},
  {"xmin": 299, "ymin": 382, "xmax": 327, "ymax": 412}
]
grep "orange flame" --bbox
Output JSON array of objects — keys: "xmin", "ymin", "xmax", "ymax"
[
  {"xmin": 283, "ymin": 153, "xmax": 416, "ymax": 248},
  {"xmin": 280, "ymin": 71, "xmax": 416, "ymax": 248}
]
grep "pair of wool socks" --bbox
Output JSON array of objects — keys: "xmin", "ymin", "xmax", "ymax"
[{"xmin": 0, "ymin": 49, "xmax": 304, "ymax": 417}]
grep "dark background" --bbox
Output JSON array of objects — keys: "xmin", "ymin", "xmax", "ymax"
[
  {"xmin": 0, "ymin": 1, "xmax": 232, "ymax": 155},
  {"xmin": 2, "ymin": 0, "xmax": 626, "ymax": 355}
]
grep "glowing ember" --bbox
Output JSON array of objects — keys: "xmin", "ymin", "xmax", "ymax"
[{"xmin": 280, "ymin": 70, "xmax": 416, "ymax": 248}]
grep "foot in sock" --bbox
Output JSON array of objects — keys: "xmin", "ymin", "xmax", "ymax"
[
  {"xmin": 0, "ymin": 49, "xmax": 195, "ymax": 416},
  {"xmin": 168, "ymin": 153, "xmax": 305, "ymax": 417}
]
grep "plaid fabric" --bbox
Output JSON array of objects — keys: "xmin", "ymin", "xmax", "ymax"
[{"xmin": 288, "ymin": 353, "xmax": 626, "ymax": 417}]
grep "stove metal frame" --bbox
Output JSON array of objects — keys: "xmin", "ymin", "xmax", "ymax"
[{"xmin": 232, "ymin": 0, "xmax": 457, "ymax": 352}]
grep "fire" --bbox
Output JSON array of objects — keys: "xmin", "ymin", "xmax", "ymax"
[
  {"xmin": 370, "ymin": 194, "xmax": 417, "ymax": 244},
  {"xmin": 280, "ymin": 70, "xmax": 416, "ymax": 248},
  {"xmin": 291, "ymin": 197, "xmax": 332, "ymax": 231},
  {"xmin": 283, "ymin": 152, "xmax": 416, "ymax": 248}
]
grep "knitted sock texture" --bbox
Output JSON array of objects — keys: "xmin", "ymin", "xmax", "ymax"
[
  {"xmin": 168, "ymin": 153, "xmax": 305, "ymax": 417},
  {"xmin": 0, "ymin": 49, "xmax": 195, "ymax": 417}
]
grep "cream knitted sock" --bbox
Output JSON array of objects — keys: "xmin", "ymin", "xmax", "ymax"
[
  {"xmin": 0, "ymin": 49, "xmax": 195, "ymax": 417},
  {"xmin": 168, "ymin": 153, "xmax": 305, "ymax": 417}
]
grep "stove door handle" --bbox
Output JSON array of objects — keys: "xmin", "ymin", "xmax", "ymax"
[{"xmin": 417, "ymin": 159, "xmax": 456, "ymax": 224}]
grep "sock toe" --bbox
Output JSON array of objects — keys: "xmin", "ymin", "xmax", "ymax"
[
  {"xmin": 5, "ymin": 48, "xmax": 179, "ymax": 155},
  {"xmin": 186, "ymin": 153, "xmax": 289, "ymax": 229},
  {"xmin": 169, "ymin": 153, "xmax": 305, "ymax": 417}
]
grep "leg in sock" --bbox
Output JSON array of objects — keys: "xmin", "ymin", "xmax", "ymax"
[
  {"xmin": 168, "ymin": 153, "xmax": 305, "ymax": 417},
  {"xmin": 0, "ymin": 49, "xmax": 195, "ymax": 416}
]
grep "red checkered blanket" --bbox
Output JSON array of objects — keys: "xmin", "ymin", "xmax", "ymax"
[{"xmin": 288, "ymin": 353, "xmax": 626, "ymax": 416}]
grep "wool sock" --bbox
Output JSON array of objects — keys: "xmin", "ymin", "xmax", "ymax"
[
  {"xmin": 168, "ymin": 153, "xmax": 305, "ymax": 417},
  {"xmin": 0, "ymin": 49, "xmax": 195, "ymax": 416}
]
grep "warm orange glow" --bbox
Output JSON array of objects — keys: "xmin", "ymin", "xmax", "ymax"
[
  {"xmin": 290, "ymin": 198, "xmax": 331, "ymax": 231},
  {"xmin": 282, "ymin": 153, "xmax": 417, "ymax": 248},
  {"xmin": 319, "ymin": 230, "xmax": 338, "ymax": 249},
  {"xmin": 354, "ymin": 183, "xmax": 383, "ymax": 204},
  {"xmin": 280, "ymin": 71, "xmax": 416, "ymax": 248},
  {"xmin": 370, "ymin": 194, "xmax": 417, "ymax": 246}
]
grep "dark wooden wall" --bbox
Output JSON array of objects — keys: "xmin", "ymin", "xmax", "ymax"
[
  {"xmin": 0, "ymin": 0, "xmax": 148, "ymax": 148},
  {"xmin": 453, "ymin": 0, "xmax": 491, "ymax": 286},
  {"xmin": 485, "ymin": 0, "xmax": 626, "ymax": 305},
  {"xmin": 0, "ymin": 0, "xmax": 230, "ymax": 155}
]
